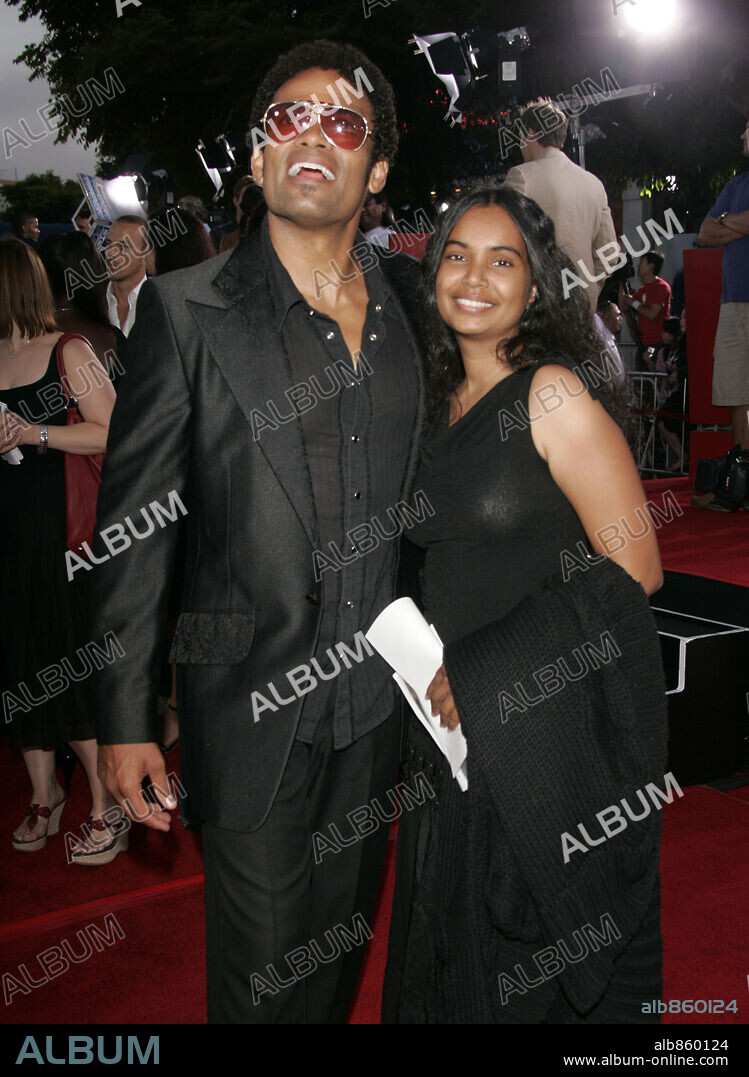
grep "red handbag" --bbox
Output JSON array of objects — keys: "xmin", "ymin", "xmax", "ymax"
[{"xmin": 54, "ymin": 332, "xmax": 106, "ymax": 557}]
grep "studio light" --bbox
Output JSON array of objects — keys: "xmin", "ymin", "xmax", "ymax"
[
  {"xmin": 410, "ymin": 27, "xmax": 531, "ymax": 124},
  {"xmin": 196, "ymin": 135, "xmax": 240, "ymax": 196},
  {"xmin": 621, "ymin": 0, "xmax": 677, "ymax": 36},
  {"xmin": 102, "ymin": 175, "xmax": 148, "ymax": 218}
]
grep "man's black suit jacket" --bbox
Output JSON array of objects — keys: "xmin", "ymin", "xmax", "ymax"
[{"xmin": 90, "ymin": 230, "xmax": 426, "ymax": 832}]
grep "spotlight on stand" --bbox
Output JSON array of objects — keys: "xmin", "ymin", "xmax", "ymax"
[
  {"xmin": 410, "ymin": 27, "xmax": 531, "ymax": 124},
  {"xmin": 196, "ymin": 135, "xmax": 239, "ymax": 198},
  {"xmin": 495, "ymin": 26, "xmax": 531, "ymax": 105},
  {"xmin": 409, "ymin": 33, "xmax": 474, "ymax": 125},
  {"xmin": 104, "ymin": 174, "xmax": 147, "ymax": 217},
  {"xmin": 75, "ymin": 168, "xmax": 174, "ymax": 250},
  {"xmin": 557, "ymin": 81, "xmax": 659, "ymax": 169},
  {"xmin": 575, "ymin": 0, "xmax": 679, "ymax": 38},
  {"xmin": 620, "ymin": 0, "xmax": 677, "ymax": 35}
]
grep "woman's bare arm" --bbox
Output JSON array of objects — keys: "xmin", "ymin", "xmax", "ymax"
[{"xmin": 529, "ymin": 364, "xmax": 663, "ymax": 595}]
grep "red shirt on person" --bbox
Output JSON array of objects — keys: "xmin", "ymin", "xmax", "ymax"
[{"xmin": 632, "ymin": 277, "xmax": 671, "ymax": 347}]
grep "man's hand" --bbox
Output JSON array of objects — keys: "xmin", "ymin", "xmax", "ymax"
[
  {"xmin": 698, "ymin": 215, "xmax": 746, "ymax": 247},
  {"xmin": 426, "ymin": 665, "xmax": 461, "ymax": 731},
  {"xmin": 98, "ymin": 743, "xmax": 177, "ymax": 832}
]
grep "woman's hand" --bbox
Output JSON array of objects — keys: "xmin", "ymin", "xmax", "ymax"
[
  {"xmin": 0, "ymin": 409, "xmax": 37, "ymax": 452},
  {"xmin": 426, "ymin": 665, "xmax": 461, "ymax": 731}
]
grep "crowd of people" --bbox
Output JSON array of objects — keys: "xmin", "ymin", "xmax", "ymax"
[{"xmin": 1, "ymin": 35, "xmax": 747, "ymax": 1025}]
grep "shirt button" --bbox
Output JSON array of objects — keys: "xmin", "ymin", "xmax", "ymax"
[
  {"xmin": 345, "ymin": 600, "xmax": 354, "ymax": 609},
  {"xmin": 374, "ymin": 304, "xmax": 382, "ymax": 313},
  {"xmin": 351, "ymin": 434, "xmax": 359, "ymax": 442},
  {"xmin": 353, "ymin": 491, "xmax": 361, "ymax": 499},
  {"xmin": 326, "ymin": 331, "xmax": 335, "ymax": 339},
  {"xmin": 308, "ymin": 309, "xmax": 315, "ymax": 316},
  {"xmin": 349, "ymin": 546, "xmax": 356, "ymax": 554},
  {"xmin": 369, "ymin": 332, "xmax": 377, "ymax": 341}
]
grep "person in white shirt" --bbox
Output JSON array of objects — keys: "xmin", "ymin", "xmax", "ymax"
[
  {"xmin": 595, "ymin": 300, "xmax": 626, "ymax": 385},
  {"xmin": 503, "ymin": 98, "xmax": 618, "ymax": 312},
  {"xmin": 104, "ymin": 215, "xmax": 148, "ymax": 337}
]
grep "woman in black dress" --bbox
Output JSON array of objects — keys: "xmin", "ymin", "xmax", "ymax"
[
  {"xmin": 0, "ymin": 239, "xmax": 120, "ymax": 865},
  {"xmin": 384, "ymin": 188, "xmax": 667, "ymax": 1023}
]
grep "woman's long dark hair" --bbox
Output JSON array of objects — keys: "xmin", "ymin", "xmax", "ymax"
[
  {"xmin": 421, "ymin": 186, "xmax": 624, "ymax": 420},
  {"xmin": 148, "ymin": 208, "xmax": 215, "ymax": 275},
  {"xmin": 37, "ymin": 231, "xmax": 109, "ymax": 327}
]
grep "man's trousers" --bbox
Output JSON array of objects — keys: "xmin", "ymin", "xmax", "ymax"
[{"xmin": 202, "ymin": 695, "xmax": 399, "ymax": 1023}]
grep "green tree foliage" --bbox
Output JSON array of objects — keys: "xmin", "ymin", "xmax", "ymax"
[
  {"xmin": 5, "ymin": 0, "xmax": 749, "ymax": 210},
  {"xmin": 1, "ymin": 169, "xmax": 82, "ymax": 220}
]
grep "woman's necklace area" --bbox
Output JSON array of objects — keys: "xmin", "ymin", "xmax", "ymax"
[{"xmin": 3, "ymin": 336, "xmax": 31, "ymax": 360}]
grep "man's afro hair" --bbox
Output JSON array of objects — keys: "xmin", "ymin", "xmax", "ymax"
[{"xmin": 249, "ymin": 39, "xmax": 399, "ymax": 165}]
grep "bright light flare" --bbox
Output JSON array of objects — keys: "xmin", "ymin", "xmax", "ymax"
[{"xmin": 622, "ymin": 0, "xmax": 677, "ymax": 36}]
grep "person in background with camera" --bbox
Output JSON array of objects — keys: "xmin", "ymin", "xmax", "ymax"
[
  {"xmin": 0, "ymin": 239, "xmax": 121, "ymax": 865},
  {"xmin": 620, "ymin": 250, "xmax": 671, "ymax": 369}
]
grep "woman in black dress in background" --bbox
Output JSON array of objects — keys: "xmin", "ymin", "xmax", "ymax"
[
  {"xmin": 384, "ymin": 188, "xmax": 667, "ymax": 1023},
  {"xmin": 37, "ymin": 231, "xmax": 124, "ymax": 387},
  {"xmin": 0, "ymin": 239, "xmax": 120, "ymax": 865}
]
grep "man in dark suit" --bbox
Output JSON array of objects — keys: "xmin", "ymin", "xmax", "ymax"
[{"xmin": 92, "ymin": 40, "xmax": 424, "ymax": 1023}]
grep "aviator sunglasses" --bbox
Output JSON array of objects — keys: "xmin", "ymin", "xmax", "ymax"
[{"xmin": 262, "ymin": 100, "xmax": 372, "ymax": 152}]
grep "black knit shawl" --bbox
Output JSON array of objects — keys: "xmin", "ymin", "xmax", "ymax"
[{"xmin": 439, "ymin": 556, "xmax": 668, "ymax": 1023}]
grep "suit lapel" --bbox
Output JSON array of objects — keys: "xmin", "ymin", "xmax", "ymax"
[
  {"xmin": 379, "ymin": 253, "xmax": 427, "ymax": 501},
  {"xmin": 187, "ymin": 233, "xmax": 318, "ymax": 548}
]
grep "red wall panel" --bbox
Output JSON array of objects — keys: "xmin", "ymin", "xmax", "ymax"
[{"xmin": 683, "ymin": 248, "xmax": 731, "ymax": 426}]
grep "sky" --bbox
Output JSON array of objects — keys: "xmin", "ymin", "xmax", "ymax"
[{"xmin": 0, "ymin": 5, "xmax": 99, "ymax": 182}]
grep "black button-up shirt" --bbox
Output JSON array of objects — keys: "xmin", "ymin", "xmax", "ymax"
[{"xmin": 262, "ymin": 220, "xmax": 419, "ymax": 747}]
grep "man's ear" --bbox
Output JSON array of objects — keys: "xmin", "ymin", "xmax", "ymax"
[
  {"xmin": 367, "ymin": 158, "xmax": 389, "ymax": 196},
  {"xmin": 251, "ymin": 147, "xmax": 264, "ymax": 188}
]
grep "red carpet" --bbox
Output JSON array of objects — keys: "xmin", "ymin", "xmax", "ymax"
[
  {"xmin": 659, "ymin": 786, "xmax": 748, "ymax": 1025},
  {"xmin": 0, "ymin": 745, "xmax": 203, "ymax": 928},
  {"xmin": 2, "ymin": 746, "xmax": 746, "ymax": 1023},
  {"xmin": 644, "ymin": 477, "xmax": 749, "ymax": 587}
]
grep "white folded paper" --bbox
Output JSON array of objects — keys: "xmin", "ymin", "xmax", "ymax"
[
  {"xmin": 0, "ymin": 402, "xmax": 23, "ymax": 465},
  {"xmin": 366, "ymin": 597, "xmax": 468, "ymax": 790}
]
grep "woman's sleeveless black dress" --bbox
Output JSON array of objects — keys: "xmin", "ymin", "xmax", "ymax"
[
  {"xmin": 412, "ymin": 363, "xmax": 590, "ymax": 642},
  {"xmin": 384, "ymin": 362, "xmax": 660, "ymax": 1023},
  {"xmin": 0, "ymin": 346, "xmax": 95, "ymax": 748}
]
